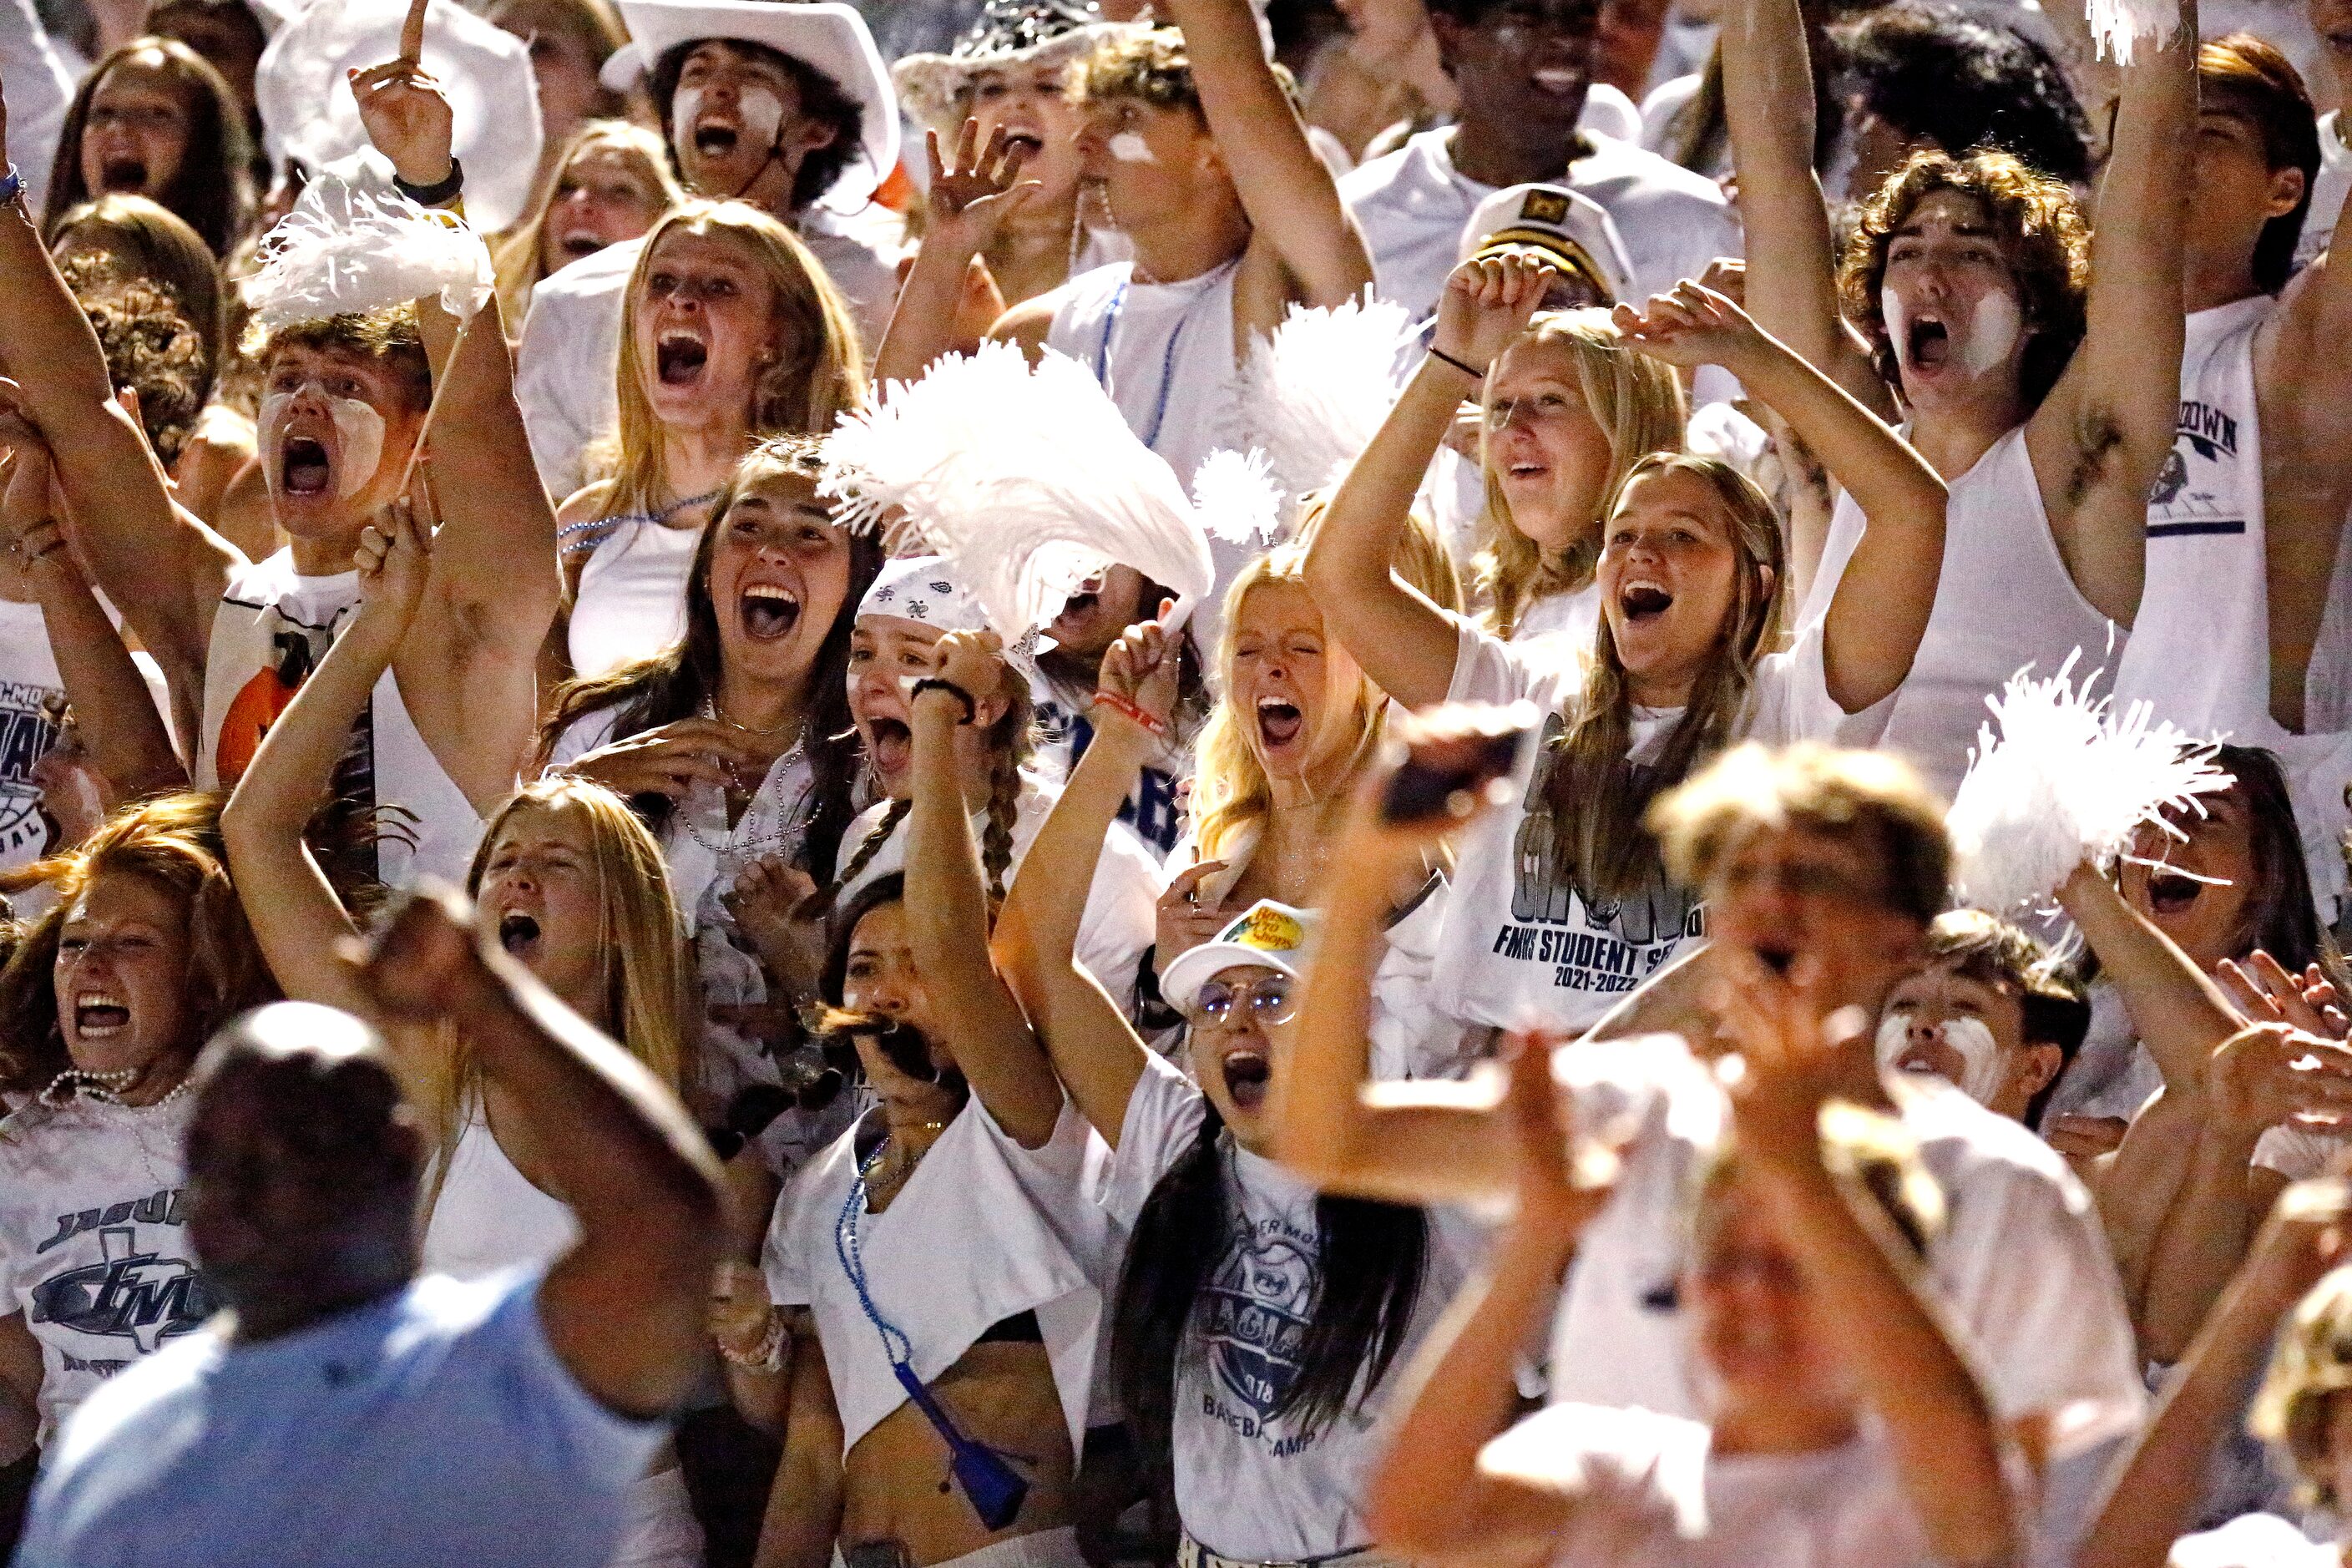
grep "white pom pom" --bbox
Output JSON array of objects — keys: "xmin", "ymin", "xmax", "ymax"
[
  {"xmin": 245, "ymin": 177, "xmax": 494, "ymax": 331},
  {"xmin": 1239, "ymin": 296, "xmax": 1414, "ymax": 508},
  {"xmin": 1189, "ymin": 448, "xmax": 1283, "ymax": 546},
  {"xmin": 1949, "ymin": 655, "xmax": 2233, "ymax": 913},
  {"xmin": 820, "ymin": 342, "xmax": 1216, "ymax": 638},
  {"xmin": 2084, "ymin": 0, "xmax": 2175, "ymax": 63}
]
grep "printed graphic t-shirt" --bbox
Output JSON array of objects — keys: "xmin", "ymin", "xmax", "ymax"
[
  {"xmin": 1101, "ymin": 1053, "xmax": 1475, "ymax": 1563},
  {"xmin": 1430, "ymin": 615, "xmax": 1864, "ymax": 1034},
  {"xmin": 0, "ymin": 1095, "xmax": 206, "ymax": 1445}
]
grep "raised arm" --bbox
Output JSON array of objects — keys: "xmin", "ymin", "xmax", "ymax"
[
  {"xmin": 0, "ymin": 88, "xmax": 234, "ymax": 689},
  {"xmin": 2076, "ymin": 1180, "xmax": 2352, "ymax": 1568},
  {"xmin": 1364, "ymin": 1044, "xmax": 1614, "ymax": 1566},
  {"xmin": 219, "ymin": 504, "xmax": 432, "ymax": 1012},
  {"xmin": 1717, "ymin": 0, "xmax": 1889, "ymax": 410},
  {"xmin": 1277, "ymin": 721, "xmax": 1520, "ymax": 1205},
  {"xmin": 0, "ymin": 438, "xmax": 183, "ymax": 800},
  {"xmin": 1305, "ymin": 255, "xmax": 1552, "ymax": 710},
  {"xmin": 1614, "ymin": 281, "xmax": 1946, "ymax": 711},
  {"xmin": 903, "ymin": 630, "xmax": 1065, "ymax": 1147},
  {"xmin": 880, "ymin": 124, "xmax": 1039, "ymax": 384},
  {"xmin": 353, "ymin": 886, "xmax": 728, "ymax": 1420},
  {"xmin": 990, "ymin": 620, "xmax": 1179, "ymax": 1146},
  {"xmin": 1714, "ymin": 956, "xmax": 2016, "ymax": 1568},
  {"xmin": 351, "ymin": 39, "xmax": 560, "ymax": 811},
  {"xmin": 1163, "ymin": 0, "xmax": 1373, "ymax": 310},
  {"xmin": 2024, "ymin": 0, "xmax": 2194, "ymax": 628}
]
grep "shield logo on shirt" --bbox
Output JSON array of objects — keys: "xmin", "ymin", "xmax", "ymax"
[
  {"xmin": 29, "ymin": 1227, "xmax": 212, "ymax": 1354},
  {"xmin": 1200, "ymin": 1232, "xmax": 1317, "ymax": 1419}
]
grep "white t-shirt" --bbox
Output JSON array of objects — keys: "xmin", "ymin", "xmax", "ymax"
[
  {"xmin": 1100, "ymin": 1052, "xmax": 1477, "ymax": 1562},
  {"xmin": 1028, "ymin": 678, "xmax": 1191, "ymax": 859},
  {"xmin": 513, "ymin": 207, "xmax": 906, "ymax": 498},
  {"xmin": 195, "ymin": 551, "xmax": 483, "ymax": 887},
  {"xmin": 1545, "ymin": 1035, "xmax": 2146, "ymax": 1458},
  {"xmin": 1338, "ymin": 126, "xmax": 1740, "ymax": 321},
  {"xmin": 0, "ymin": 598, "xmax": 69, "ymax": 873},
  {"xmin": 766, "ymin": 1100, "xmax": 1108, "ymax": 1456},
  {"xmin": 836, "ymin": 778, "xmax": 1161, "ymax": 1010},
  {"xmin": 0, "ymin": 1094, "xmax": 205, "ymax": 1445},
  {"xmin": 567, "ymin": 518, "xmax": 703, "ymax": 680},
  {"xmin": 1429, "ymin": 613, "xmax": 1867, "ymax": 1034},
  {"xmin": 1479, "ymin": 1402, "xmax": 1939, "ymax": 1568},
  {"xmin": 2170, "ymin": 1511, "xmax": 2338, "ymax": 1566},
  {"xmin": 2113, "ymin": 296, "xmax": 2275, "ymax": 737}
]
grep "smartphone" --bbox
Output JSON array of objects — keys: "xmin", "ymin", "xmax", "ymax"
[{"xmin": 1379, "ymin": 703, "xmax": 1538, "ymax": 826}]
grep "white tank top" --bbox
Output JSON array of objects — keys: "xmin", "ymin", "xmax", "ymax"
[
  {"xmin": 1044, "ymin": 259, "xmax": 1246, "ymax": 495},
  {"xmin": 568, "ymin": 520, "xmax": 702, "ymax": 679},
  {"xmin": 421, "ymin": 1105, "xmax": 580, "ymax": 1280},
  {"xmin": 2112, "ymin": 295, "xmax": 2272, "ymax": 736},
  {"xmin": 195, "ymin": 552, "xmax": 484, "ymax": 888},
  {"xmin": 1798, "ymin": 426, "xmax": 2121, "ymax": 802}
]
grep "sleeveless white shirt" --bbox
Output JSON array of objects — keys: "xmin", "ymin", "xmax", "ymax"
[
  {"xmin": 195, "ymin": 552, "xmax": 484, "ymax": 887},
  {"xmin": 1798, "ymin": 427, "xmax": 2121, "ymax": 802},
  {"xmin": 421, "ymin": 1105, "xmax": 579, "ymax": 1280},
  {"xmin": 567, "ymin": 521, "xmax": 702, "ymax": 679},
  {"xmin": 2112, "ymin": 296, "xmax": 2273, "ymax": 736},
  {"xmin": 1044, "ymin": 260, "xmax": 1246, "ymax": 499}
]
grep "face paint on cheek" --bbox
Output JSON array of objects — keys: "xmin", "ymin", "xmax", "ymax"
[
  {"xmin": 257, "ymin": 392, "xmax": 293, "ymax": 499},
  {"xmin": 1874, "ymin": 1009, "xmax": 1911, "ymax": 1075},
  {"xmin": 673, "ymin": 84, "xmax": 787, "ymax": 157},
  {"xmin": 328, "ymin": 398, "xmax": 385, "ymax": 498},
  {"xmin": 1880, "ymin": 288, "xmax": 1911, "ymax": 372},
  {"xmin": 1961, "ymin": 291, "xmax": 2023, "ymax": 379},
  {"xmin": 1877, "ymin": 1009, "xmax": 2010, "ymax": 1104},
  {"xmin": 1107, "ymin": 131, "xmax": 1156, "ymax": 164}
]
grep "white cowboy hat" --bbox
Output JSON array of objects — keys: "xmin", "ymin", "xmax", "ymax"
[
  {"xmin": 890, "ymin": 0, "xmax": 1129, "ymax": 141},
  {"xmin": 255, "ymin": 0, "xmax": 546, "ymax": 233},
  {"xmin": 602, "ymin": 0, "xmax": 898, "ymax": 209}
]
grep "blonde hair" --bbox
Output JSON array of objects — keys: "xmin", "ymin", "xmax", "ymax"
[
  {"xmin": 1191, "ymin": 521, "xmax": 1459, "ymax": 864},
  {"xmin": 1541, "ymin": 454, "xmax": 1783, "ymax": 902},
  {"xmin": 597, "ymin": 200, "xmax": 867, "ymax": 514},
  {"xmin": 491, "ymin": 120, "xmax": 680, "ymax": 325},
  {"xmin": 2253, "ymin": 1264, "xmax": 2352, "ymax": 1510},
  {"xmin": 1475, "ymin": 310, "xmax": 1686, "ymax": 639},
  {"xmin": 420, "ymin": 778, "xmax": 692, "ymax": 1163}
]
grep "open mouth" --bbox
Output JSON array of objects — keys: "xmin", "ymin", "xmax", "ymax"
[
  {"xmin": 1220, "ymin": 1046, "xmax": 1271, "ymax": 1110},
  {"xmin": 281, "ymin": 436, "xmax": 331, "ymax": 497},
  {"xmin": 1255, "ymin": 696, "xmax": 1302, "ymax": 750},
  {"xmin": 1906, "ymin": 317, "xmax": 1950, "ymax": 371},
  {"xmin": 867, "ymin": 716, "xmax": 912, "ymax": 776},
  {"xmin": 1755, "ymin": 943, "xmax": 1796, "ymax": 976},
  {"xmin": 1530, "ymin": 65, "xmax": 1584, "ymax": 98},
  {"xmin": 656, "ymin": 332, "xmax": 709, "ymax": 387},
  {"xmin": 1619, "ymin": 582, "xmax": 1673, "ymax": 624},
  {"xmin": 498, "ymin": 910, "xmax": 541, "ymax": 959},
  {"xmin": 1002, "ymin": 129, "xmax": 1044, "ymax": 158},
  {"xmin": 1505, "ymin": 460, "xmax": 1547, "ymax": 480},
  {"xmin": 692, "ymin": 123, "xmax": 741, "ymax": 157},
  {"xmin": 2147, "ymin": 870, "xmax": 2204, "ymax": 915},
  {"xmin": 73, "ymin": 991, "xmax": 130, "ymax": 1039},
  {"xmin": 99, "ymin": 157, "xmax": 148, "ymax": 190},
  {"xmin": 556, "ymin": 227, "xmax": 605, "ymax": 259},
  {"xmin": 741, "ymin": 584, "xmax": 802, "ymax": 641}
]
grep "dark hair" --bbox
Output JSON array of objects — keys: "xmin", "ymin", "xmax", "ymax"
[
  {"xmin": 541, "ymin": 436, "xmax": 883, "ymax": 885},
  {"xmin": 246, "ymin": 306, "xmax": 435, "ymax": 414},
  {"xmin": 2197, "ymin": 745, "xmax": 2332, "ymax": 971},
  {"xmin": 48, "ymin": 191, "xmax": 225, "ymax": 377},
  {"xmin": 1921, "ymin": 908, "xmax": 2092, "ymax": 1124},
  {"xmin": 821, "ymin": 870, "xmax": 904, "ymax": 1007},
  {"xmin": 1836, "ymin": 4, "xmax": 2094, "ymax": 186},
  {"xmin": 648, "ymin": 38, "xmax": 865, "ymax": 212},
  {"xmin": 67, "ymin": 266, "xmax": 210, "ymax": 464},
  {"xmin": 1840, "ymin": 147, "xmax": 2089, "ymax": 412},
  {"xmin": 2199, "ymin": 33, "xmax": 2320, "ymax": 293},
  {"xmin": 1110, "ymin": 1106, "xmax": 1429, "ymax": 1489},
  {"xmin": 43, "ymin": 37, "xmax": 255, "ymax": 257}
]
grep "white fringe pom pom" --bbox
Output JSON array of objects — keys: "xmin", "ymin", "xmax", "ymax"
[
  {"xmin": 1189, "ymin": 448, "xmax": 1283, "ymax": 546},
  {"xmin": 1949, "ymin": 654, "xmax": 2233, "ymax": 914},
  {"xmin": 2084, "ymin": 0, "xmax": 2175, "ymax": 63},
  {"xmin": 820, "ymin": 341, "xmax": 1217, "ymax": 638},
  {"xmin": 245, "ymin": 177, "xmax": 495, "ymax": 331},
  {"xmin": 1239, "ymin": 296, "xmax": 1414, "ymax": 508}
]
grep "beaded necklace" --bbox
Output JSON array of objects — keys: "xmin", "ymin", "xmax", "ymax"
[{"xmin": 554, "ymin": 486, "xmax": 722, "ymax": 560}]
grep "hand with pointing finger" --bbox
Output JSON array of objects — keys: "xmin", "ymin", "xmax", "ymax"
[{"xmin": 350, "ymin": 0, "xmax": 456, "ymax": 191}]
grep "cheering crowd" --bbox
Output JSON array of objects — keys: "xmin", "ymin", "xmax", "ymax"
[{"xmin": 2, "ymin": 0, "xmax": 2352, "ymax": 1558}]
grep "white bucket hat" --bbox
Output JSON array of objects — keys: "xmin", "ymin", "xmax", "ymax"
[
  {"xmin": 255, "ymin": 0, "xmax": 546, "ymax": 233},
  {"xmin": 602, "ymin": 0, "xmax": 898, "ymax": 209}
]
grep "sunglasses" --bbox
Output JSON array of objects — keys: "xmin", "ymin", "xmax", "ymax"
[{"xmin": 1185, "ymin": 975, "xmax": 1296, "ymax": 1030}]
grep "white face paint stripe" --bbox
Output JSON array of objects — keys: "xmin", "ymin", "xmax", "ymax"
[
  {"xmin": 671, "ymin": 84, "xmax": 787, "ymax": 163},
  {"xmin": 1878, "ymin": 1008, "xmax": 2011, "ymax": 1105},
  {"xmin": 1107, "ymin": 131, "xmax": 1156, "ymax": 164},
  {"xmin": 1962, "ymin": 291, "xmax": 2024, "ymax": 379},
  {"xmin": 258, "ymin": 388, "xmax": 387, "ymax": 503}
]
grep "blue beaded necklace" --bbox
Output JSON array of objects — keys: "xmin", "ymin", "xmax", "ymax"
[{"xmin": 554, "ymin": 485, "xmax": 722, "ymax": 560}]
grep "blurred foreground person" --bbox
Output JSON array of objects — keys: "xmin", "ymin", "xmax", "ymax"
[{"xmin": 13, "ymin": 889, "xmax": 726, "ymax": 1568}]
